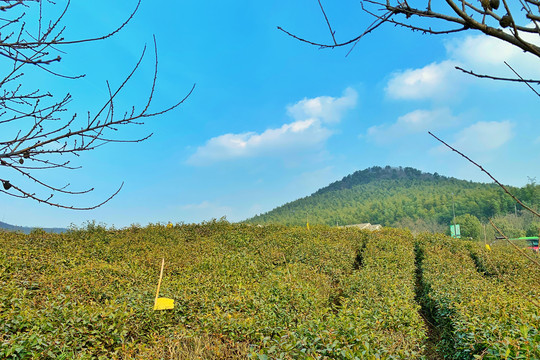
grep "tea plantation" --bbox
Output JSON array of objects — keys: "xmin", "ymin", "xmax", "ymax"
[{"xmin": 1, "ymin": 222, "xmax": 539, "ymax": 359}]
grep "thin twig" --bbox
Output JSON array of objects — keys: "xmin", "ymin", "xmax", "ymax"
[
  {"xmin": 455, "ymin": 66, "xmax": 540, "ymax": 84},
  {"xmin": 489, "ymin": 219, "xmax": 540, "ymax": 269},
  {"xmin": 504, "ymin": 61, "xmax": 540, "ymax": 97},
  {"xmin": 429, "ymin": 132, "xmax": 540, "ymax": 218},
  {"xmin": 317, "ymin": 0, "xmax": 337, "ymax": 45},
  {"xmin": 0, "ymin": 1, "xmax": 195, "ymax": 210},
  {"xmin": 481, "ymin": 239, "xmax": 540, "ymax": 308}
]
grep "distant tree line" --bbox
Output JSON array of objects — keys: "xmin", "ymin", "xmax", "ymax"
[{"xmin": 246, "ymin": 166, "xmax": 539, "ymax": 239}]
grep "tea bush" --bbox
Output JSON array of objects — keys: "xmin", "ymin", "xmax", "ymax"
[
  {"xmin": 1, "ymin": 223, "xmax": 538, "ymax": 359},
  {"xmin": 417, "ymin": 234, "xmax": 540, "ymax": 359}
]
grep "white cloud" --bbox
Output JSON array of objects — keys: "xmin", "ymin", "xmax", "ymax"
[
  {"xmin": 187, "ymin": 119, "xmax": 331, "ymax": 165},
  {"xmin": 287, "ymin": 87, "xmax": 357, "ymax": 123},
  {"xmin": 447, "ymin": 35, "xmax": 514, "ymax": 67},
  {"xmin": 385, "ymin": 61, "xmax": 461, "ymax": 100},
  {"xmin": 452, "ymin": 120, "xmax": 514, "ymax": 152},
  {"xmin": 367, "ymin": 108, "xmax": 458, "ymax": 143},
  {"xmin": 188, "ymin": 88, "xmax": 357, "ymax": 165},
  {"xmin": 446, "ymin": 32, "xmax": 540, "ymax": 79},
  {"xmin": 386, "ymin": 28, "xmax": 540, "ymax": 101},
  {"xmin": 433, "ymin": 120, "xmax": 514, "ymax": 154}
]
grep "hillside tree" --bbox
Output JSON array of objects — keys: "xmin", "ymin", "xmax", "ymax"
[
  {"xmin": 279, "ymin": 0, "xmax": 540, "ymax": 219},
  {"xmin": 0, "ymin": 0, "xmax": 194, "ymax": 210},
  {"xmin": 454, "ymin": 214, "xmax": 483, "ymax": 240}
]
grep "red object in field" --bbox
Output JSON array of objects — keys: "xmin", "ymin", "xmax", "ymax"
[{"xmin": 525, "ymin": 237, "xmax": 539, "ymax": 252}]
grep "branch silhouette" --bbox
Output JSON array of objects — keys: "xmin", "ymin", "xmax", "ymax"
[
  {"xmin": 429, "ymin": 131, "xmax": 539, "ymax": 218},
  {"xmin": 0, "ymin": 0, "xmax": 195, "ymax": 209}
]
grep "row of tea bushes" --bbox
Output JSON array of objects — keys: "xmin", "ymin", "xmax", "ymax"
[
  {"xmin": 0, "ymin": 227, "xmax": 187, "ymax": 360},
  {"xmin": 165, "ymin": 226, "xmax": 361, "ymax": 350},
  {"xmin": 468, "ymin": 241, "xmax": 540, "ymax": 300},
  {"xmin": 2, "ymin": 223, "xmax": 431, "ymax": 359},
  {"xmin": 255, "ymin": 228, "xmax": 427, "ymax": 359},
  {"xmin": 0, "ymin": 223, "xmax": 369, "ymax": 359},
  {"xmin": 335, "ymin": 228, "xmax": 426, "ymax": 358},
  {"xmin": 417, "ymin": 234, "xmax": 540, "ymax": 359},
  {"xmin": 9, "ymin": 222, "xmax": 538, "ymax": 359}
]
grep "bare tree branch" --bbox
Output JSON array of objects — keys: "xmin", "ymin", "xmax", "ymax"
[
  {"xmin": 504, "ymin": 61, "xmax": 540, "ymax": 97},
  {"xmin": 428, "ymin": 131, "xmax": 540, "ymax": 218},
  {"xmin": 279, "ymin": 1, "xmax": 540, "ymax": 62},
  {"xmin": 490, "ymin": 218, "xmax": 540, "ymax": 269},
  {"xmin": 0, "ymin": 0, "xmax": 194, "ymax": 209},
  {"xmin": 278, "ymin": 11, "xmax": 392, "ymax": 49},
  {"xmin": 317, "ymin": 0, "xmax": 337, "ymax": 46},
  {"xmin": 455, "ymin": 66, "xmax": 540, "ymax": 84},
  {"xmin": 281, "ymin": 1, "xmax": 540, "ymax": 221}
]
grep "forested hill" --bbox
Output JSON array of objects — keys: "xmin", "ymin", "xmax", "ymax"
[{"xmin": 245, "ymin": 166, "xmax": 539, "ymax": 227}]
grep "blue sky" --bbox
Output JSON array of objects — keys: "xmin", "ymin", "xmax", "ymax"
[{"xmin": 2, "ymin": 1, "xmax": 539, "ymax": 228}]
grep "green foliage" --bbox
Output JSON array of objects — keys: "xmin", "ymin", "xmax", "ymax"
[
  {"xmin": 245, "ymin": 166, "xmax": 538, "ymax": 230},
  {"xmin": 526, "ymin": 222, "xmax": 540, "ymax": 237},
  {"xmin": 468, "ymin": 241, "xmax": 540, "ymax": 300},
  {"xmin": 1, "ymin": 223, "xmax": 428, "ymax": 359},
  {"xmin": 491, "ymin": 214, "xmax": 528, "ymax": 238},
  {"xmin": 254, "ymin": 228, "xmax": 426, "ymax": 359},
  {"xmin": 454, "ymin": 214, "xmax": 482, "ymax": 240},
  {"xmin": 1, "ymin": 222, "xmax": 539, "ymax": 358},
  {"xmin": 417, "ymin": 234, "xmax": 540, "ymax": 359}
]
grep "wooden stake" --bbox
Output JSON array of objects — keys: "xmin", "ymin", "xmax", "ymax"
[
  {"xmin": 155, "ymin": 258, "xmax": 165, "ymax": 303},
  {"xmin": 283, "ymin": 254, "xmax": 292, "ymax": 282}
]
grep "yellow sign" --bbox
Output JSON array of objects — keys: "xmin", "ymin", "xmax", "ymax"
[
  {"xmin": 154, "ymin": 258, "xmax": 174, "ymax": 311},
  {"xmin": 154, "ymin": 297, "xmax": 174, "ymax": 310}
]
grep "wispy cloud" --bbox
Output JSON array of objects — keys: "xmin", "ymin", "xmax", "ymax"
[
  {"xmin": 188, "ymin": 88, "xmax": 357, "ymax": 165},
  {"xmin": 367, "ymin": 108, "xmax": 458, "ymax": 144},
  {"xmin": 432, "ymin": 120, "xmax": 514, "ymax": 154},
  {"xmin": 287, "ymin": 87, "xmax": 358, "ymax": 123},
  {"xmin": 187, "ymin": 119, "xmax": 332, "ymax": 165}
]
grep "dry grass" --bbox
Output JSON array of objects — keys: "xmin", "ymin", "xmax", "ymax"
[{"xmin": 125, "ymin": 331, "xmax": 251, "ymax": 359}]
